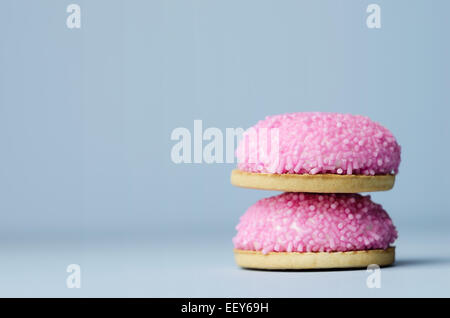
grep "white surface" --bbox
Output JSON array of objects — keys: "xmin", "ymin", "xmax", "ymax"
[{"xmin": 0, "ymin": 226, "xmax": 449, "ymax": 297}]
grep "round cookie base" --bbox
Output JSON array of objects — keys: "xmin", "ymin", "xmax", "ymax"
[
  {"xmin": 234, "ymin": 247, "xmax": 395, "ymax": 270},
  {"xmin": 231, "ymin": 169, "xmax": 395, "ymax": 193}
]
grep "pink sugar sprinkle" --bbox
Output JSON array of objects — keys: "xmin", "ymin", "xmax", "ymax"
[
  {"xmin": 236, "ymin": 112, "xmax": 401, "ymax": 175},
  {"xmin": 232, "ymin": 192, "xmax": 397, "ymax": 253}
]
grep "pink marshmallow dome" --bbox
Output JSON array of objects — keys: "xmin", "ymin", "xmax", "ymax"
[
  {"xmin": 236, "ymin": 112, "xmax": 401, "ymax": 175},
  {"xmin": 233, "ymin": 192, "xmax": 397, "ymax": 254}
]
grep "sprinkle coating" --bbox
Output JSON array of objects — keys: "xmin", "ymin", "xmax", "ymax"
[
  {"xmin": 232, "ymin": 192, "xmax": 397, "ymax": 254},
  {"xmin": 236, "ymin": 112, "xmax": 401, "ymax": 175}
]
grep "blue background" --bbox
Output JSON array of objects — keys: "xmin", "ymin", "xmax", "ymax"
[{"xmin": 0, "ymin": 0, "xmax": 449, "ymax": 297}]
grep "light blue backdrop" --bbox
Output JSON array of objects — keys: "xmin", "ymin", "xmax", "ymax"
[{"xmin": 1, "ymin": 0, "xmax": 449, "ymax": 240}]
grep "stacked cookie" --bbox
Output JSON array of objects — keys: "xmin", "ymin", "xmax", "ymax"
[{"xmin": 230, "ymin": 112, "xmax": 401, "ymax": 269}]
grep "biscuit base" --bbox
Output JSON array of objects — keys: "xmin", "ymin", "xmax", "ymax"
[
  {"xmin": 234, "ymin": 247, "xmax": 395, "ymax": 270},
  {"xmin": 231, "ymin": 169, "xmax": 395, "ymax": 193}
]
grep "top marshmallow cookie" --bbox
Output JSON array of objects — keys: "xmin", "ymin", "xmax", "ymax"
[{"xmin": 236, "ymin": 112, "xmax": 401, "ymax": 176}]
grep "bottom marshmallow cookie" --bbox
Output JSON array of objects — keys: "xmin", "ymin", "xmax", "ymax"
[{"xmin": 232, "ymin": 192, "xmax": 397, "ymax": 269}]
